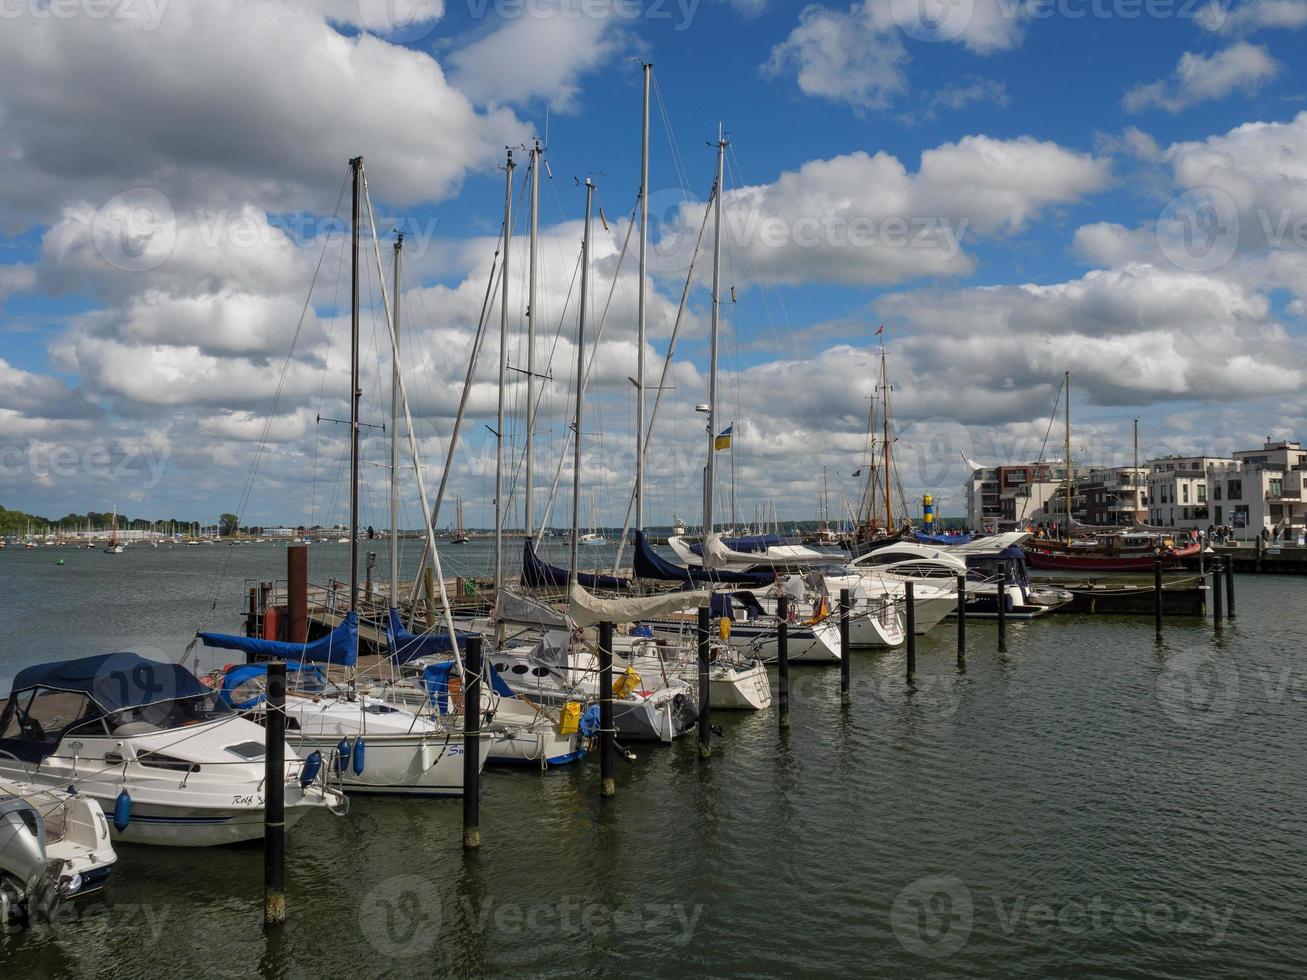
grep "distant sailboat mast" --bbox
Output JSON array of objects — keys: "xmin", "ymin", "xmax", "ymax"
[
  {"xmin": 526, "ymin": 139, "xmax": 542, "ymax": 539},
  {"xmin": 570, "ymin": 178, "xmax": 596, "ymax": 585},
  {"xmin": 348, "ymin": 155, "xmax": 363, "ymax": 612},
  {"xmin": 635, "ymin": 61, "xmax": 651, "ymax": 536},
  {"xmin": 495, "ymin": 149, "xmax": 514, "ymax": 598}
]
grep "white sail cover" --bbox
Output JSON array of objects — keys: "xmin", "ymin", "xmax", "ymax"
[
  {"xmin": 496, "ymin": 589, "xmax": 571, "ymax": 631},
  {"xmin": 567, "ymin": 582, "xmax": 712, "ymax": 628}
]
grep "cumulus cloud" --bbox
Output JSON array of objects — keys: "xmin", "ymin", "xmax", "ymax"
[
  {"xmin": 1123, "ymin": 42, "xmax": 1279, "ymax": 114},
  {"xmin": 1198, "ymin": 0, "xmax": 1307, "ymax": 33},
  {"xmin": 449, "ymin": 0, "xmax": 628, "ymax": 111},
  {"xmin": 0, "ymin": 0, "xmax": 523, "ymax": 228},
  {"xmin": 656, "ymin": 136, "xmax": 1109, "ymax": 286},
  {"xmin": 765, "ymin": 0, "xmax": 1026, "ymax": 111}
]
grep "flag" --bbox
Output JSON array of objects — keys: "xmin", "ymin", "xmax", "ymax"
[
  {"xmin": 714, "ymin": 424, "xmax": 733, "ymax": 451},
  {"xmin": 875, "ymin": 324, "xmax": 884, "ymax": 336}
]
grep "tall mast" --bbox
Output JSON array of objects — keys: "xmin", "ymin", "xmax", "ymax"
[
  {"xmin": 526, "ymin": 140, "xmax": 541, "ymax": 538},
  {"xmin": 703, "ymin": 129, "xmax": 727, "ymax": 543},
  {"xmin": 348, "ymin": 156, "xmax": 362, "ymax": 612},
  {"xmin": 390, "ymin": 232, "xmax": 403, "ymax": 603},
  {"xmin": 570, "ymin": 179, "xmax": 596, "ymax": 585},
  {"xmin": 1064, "ymin": 369, "xmax": 1072, "ymax": 536},
  {"xmin": 881, "ymin": 347, "xmax": 892, "ymax": 531},
  {"xmin": 495, "ymin": 149, "xmax": 514, "ymax": 597},
  {"xmin": 1133, "ymin": 417, "xmax": 1139, "ymax": 525},
  {"xmin": 635, "ymin": 62, "xmax": 652, "ymax": 534}
]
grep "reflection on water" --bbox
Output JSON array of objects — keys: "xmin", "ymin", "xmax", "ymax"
[{"xmin": 0, "ymin": 544, "xmax": 1304, "ymax": 976}]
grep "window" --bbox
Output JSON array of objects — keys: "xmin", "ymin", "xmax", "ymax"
[
  {"xmin": 1215, "ymin": 505, "xmax": 1222, "ymax": 523},
  {"xmin": 1, "ymin": 688, "xmax": 91, "ymax": 742},
  {"xmin": 1197, "ymin": 485, "xmax": 1207, "ymax": 503},
  {"xmin": 1270, "ymin": 478, "xmax": 1283, "ymax": 498},
  {"xmin": 1214, "ymin": 484, "xmax": 1222, "ymax": 501},
  {"xmin": 1182, "ymin": 484, "xmax": 1189, "ymax": 504},
  {"xmin": 1228, "ymin": 480, "xmax": 1242, "ymax": 499}
]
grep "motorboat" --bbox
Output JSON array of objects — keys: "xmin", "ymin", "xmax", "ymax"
[
  {"xmin": 1, "ymin": 779, "xmax": 117, "ymax": 924},
  {"xmin": 0, "ymin": 653, "xmax": 342, "ymax": 846}
]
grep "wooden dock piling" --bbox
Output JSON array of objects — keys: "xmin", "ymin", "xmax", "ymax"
[
  {"xmin": 905, "ymin": 581, "xmax": 916, "ymax": 682},
  {"xmin": 996, "ymin": 581, "xmax": 1008, "ymax": 653},
  {"xmin": 287, "ymin": 545, "xmax": 308, "ymax": 644},
  {"xmin": 956, "ymin": 574, "xmax": 967, "ymax": 669},
  {"xmin": 696, "ymin": 607, "xmax": 711, "ymax": 760},
  {"xmin": 1225, "ymin": 557, "xmax": 1236, "ymax": 620},
  {"xmin": 463, "ymin": 635, "xmax": 482, "ymax": 849},
  {"xmin": 1212, "ymin": 560, "xmax": 1224, "ymax": 630},
  {"xmin": 599, "ymin": 622, "xmax": 616, "ymax": 798},
  {"xmin": 1153, "ymin": 559, "xmax": 1164, "ymax": 644},
  {"xmin": 777, "ymin": 594, "xmax": 790, "ymax": 731},
  {"xmin": 264, "ymin": 661, "xmax": 286, "ymax": 929},
  {"xmin": 839, "ymin": 588, "xmax": 851, "ymax": 705}
]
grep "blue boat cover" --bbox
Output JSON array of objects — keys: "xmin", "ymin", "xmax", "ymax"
[
  {"xmin": 217, "ymin": 661, "xmax": 325, "ymax": 710},
  {"xmin": 9, "ymin": 653, "xmax": 212, "ymax": 711},
  {"xmin": 386, "ymin": 608, "xmax": 474, "ymax": 665},
  {"xmin": 633, "ymin": 530, "xmax": 775, "ymax": 586},
  {"xmin": 521, "ymin": 538, "xmax": 630, "ymax": 590},
  {"xmin": 421, "ymin": 661, "xmax": 458, "ymax": 715},
  {"xmin": 198, "ymin": 612, "xmax": 359, "ymax": 667}
]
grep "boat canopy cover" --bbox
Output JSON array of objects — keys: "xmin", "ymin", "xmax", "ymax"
[
  {"xmin": 198, "ymin": 612, "xmax": 359, "ymax": 667},
  {"xmin": 633, "ymin": 530, "xmax": 774, "ymax": 586},
  {"xmin": 496, "ymin": 589, "xmax": 571, "ymax": 631},
  {"xmin": 689, "ymin": 533, "xmax": 792, "ymax": 556},
  {"xmin": 521, "ymin": 539, "xmax": 630, "ymax": 591},
  {"xmin": 9, "ymin": 652, "xmax": 212, "ymax": 712},
  {"xmin": 421, "ymin": 661, "xmax": 458, "ymax": 715},
  {"xmin": 217, "ymin": 661, "xmax": 324, "ymax": 710},
  {"xmin": 386, "ymin": 608, "xmax": 471, "ymax": 666},
  {"xmin": 567, "ymin": 582, "xmax": 710, "ymax": 628}
]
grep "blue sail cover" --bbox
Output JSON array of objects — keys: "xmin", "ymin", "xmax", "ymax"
[
  {"xmin": 386, "ymin": 608, "xmax": 474, "ymax": 666},
  {"xmin": 217, "ymin": 661, "xmax": 325, "ymax": 710},
  {"xmin": 198, "ymin": 612, "xmax": 359, "ymax": 667},
  {"xmin": 10, "ymin": 653, "xmax": 212, "ymax": 712},
  {"xmin": 633, "ymin": 530, "xmax": 775, "ymax": 587},
  {"xmin": 521, "ymin": 538, "xmax": 630, "ymax": 591}
]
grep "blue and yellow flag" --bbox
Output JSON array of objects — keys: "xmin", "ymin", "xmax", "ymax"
[{"xmin": 714, "ymin": 424, "xmax": 733, "ymax": 451}]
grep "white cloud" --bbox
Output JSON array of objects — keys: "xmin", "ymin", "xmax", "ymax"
[
  {"xmin": 449, "ymin": 1, "xmax": 627, "ymax": 111},
  {"xmin": 1123, "ymin": 42, "xmax": 1279, "ymax": 114},
  {"xmin": 765, "ymin": 0, "xmax": 1026, "ymax": 111},
  {"xmin": 1198, "ymin": 0, "xmax": 1307, "ymax": 33},
  {"xmin": 658, "ymin": 136, "xmax": 1108, "ymax": 286},
  {"xmin": 0, "ymin": 0, "xmax": 523, "ymax": 228}
]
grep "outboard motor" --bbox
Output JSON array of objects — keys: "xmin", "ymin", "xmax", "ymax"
[
  {"xmin": 0, "ymin": 796, "xmax": 62, "ymax": 926},
  {"xmin": 670, "ymin": 692, "xmax": 699, "ymax": 735}
]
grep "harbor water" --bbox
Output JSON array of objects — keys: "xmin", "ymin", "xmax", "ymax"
[{"xmin": 1, "ymin": 541, "xmax": 1304, "ymax": 977}]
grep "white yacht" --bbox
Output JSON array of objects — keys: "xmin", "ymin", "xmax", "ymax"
[{"xmin": 0, "ymin": 653, "xmax": 342, "ymax": 847}]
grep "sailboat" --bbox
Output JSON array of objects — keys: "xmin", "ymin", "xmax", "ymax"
[
  {"xmin": 1021, "ymin": 373, "xmax": 1200, "ymax": 571},
  {"xmin": 451, "ymin": 495, "xmax": 468, "ymax": 544},
  {"xmin": 201, "ymin": 157, "xmax": 495, "ymax": 796},
  {"xmin": 103, "ymin": 507, "xmax": 124, "ymax": 554},
  {"xmin": 578, "ymin": 489, "xmax": 606, "ymax": 545}
]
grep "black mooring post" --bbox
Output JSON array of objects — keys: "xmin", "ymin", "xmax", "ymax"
[
  {"xmin": 1225, "ymin": 555, "xmax": 1236, "ymax": 620},
  {"xmin": 1212, "ymin": 559, "xmax": 1224, "ymax": 630},
  {"xmin": 463, "ymin": 635, "xmax": 482, "ymax": 849},
  {"xmin": 996, "ymin": 578, "xmax": 1008, "ymax": 653},
  {"xmin": 1153, "ymin": 559, "xmax": 1164, "ymax": 644},
  {"xmin": 697, "ymin": 606, "xmax": 711, "ymax": 760},
  {"xmin": 905, "ymin": 581, "xmax": 917, "ymax": 683},
  {"xmin": 599, "ymin": 621, "xmax": 616, "ymax": 798},
  {"xmin": 777, "ymin": 593, "xmax": 790, "ymax": 731},
  {"xmin": 264, "ymin": 661, "xmax": 286, "ymax": 929},
  {"xmin": 956, "ymin": 574, "xmax": 967, "ymax": 668},
  {"xmin": 839, "ymin": 588, "xmax": 851, "ymax": 704}
]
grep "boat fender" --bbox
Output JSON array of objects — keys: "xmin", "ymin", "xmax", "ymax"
[
  {"xmin": 719, "ymin": 617, "xmax": 731, "ymax": 641},
  {"xmin": 334, "ymin": 738, "xmax": 351, "ymax": 774},
  {"xmin": 113, "ymin": 790, "xmax": 132, "ymax": 832},
  {"xmin": 299, "ymin": 750, "xmax": 323, "ymax": 788},
  {"xmin": 351, "ymin": 738, "xmax": 366, "ymax": 776}
]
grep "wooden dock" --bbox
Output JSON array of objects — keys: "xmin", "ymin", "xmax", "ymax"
[{"xmin": 1036, "ymin": 575, "xmax": 1208, "ymax": 616}]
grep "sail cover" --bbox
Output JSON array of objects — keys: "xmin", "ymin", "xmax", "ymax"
[
  {"xmin": 632, "ymin": 530, "xmax": 774, "ymax": 586},
  {"xmin": 198, "ymin": 612, "xmax": 359, "ymax": 667},
  {"xmin": 521, "ymin": 539, "xmax": 630, "ymax": 590},
  {"xmin": 567, "ymin": 581, "xmax": 712, "ymax": 628},
  {"xmin": 386, "ymin": 607, "xmax": 472, "ymax": 665},
  {"xmin": 496, "ymin": 588, "xmax": 571, "ymax": 631}
]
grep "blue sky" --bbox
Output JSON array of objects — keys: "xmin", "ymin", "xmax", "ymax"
[{"xmin": 2, "ymin": 0, "xmax": 1306, "ymax": 529}]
